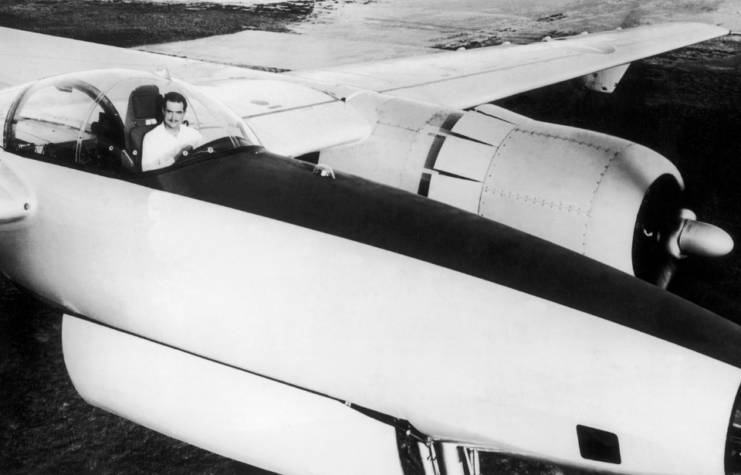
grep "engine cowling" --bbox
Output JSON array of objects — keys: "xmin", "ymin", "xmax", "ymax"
[
  {"xmin": 319, "ymin": 94, "xmax": 731, "ymax": 285},
  {"xmin": 460, "ymin": 105, "xmax": 680, "ymax": 278}
]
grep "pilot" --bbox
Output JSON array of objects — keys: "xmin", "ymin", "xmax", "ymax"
[{"xmin": 141, "ymin": 92, "xmax": 204, "ymax": 171}]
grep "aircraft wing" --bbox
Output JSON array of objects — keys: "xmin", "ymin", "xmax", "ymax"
[
  {"xmin": 0, "ymin": 22, "xmax": 727, "ymax": 108},
  {"xmin": 0, "ymin": 27, "xmax": 274, "ymax": 88},
  {"xmin": 287, "ymin": 22, "xmax": 729, "ymax": 108}
]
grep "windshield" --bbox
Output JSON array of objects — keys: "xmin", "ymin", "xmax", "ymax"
[
  {"xmin": 0, "ymin": 85, "xmax": 27, "ymax": 136},
  {"xmin": 5, "ymin": 69, "xmax": 258, "ymax": 173}
]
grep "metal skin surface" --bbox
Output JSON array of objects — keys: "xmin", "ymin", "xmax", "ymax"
[
  {"xmin": 196, "ymin": 80, "xmax": 375, "ymax": 157},
  {"xmin": 0, "ymin": 146, "xmax": 740, "ymax": 475},
  {"xmin": 318, "ymin": 93, "xmax": 682, "ymax": 277},
  {"xmin": 62, "ymin": 315, "xmax": 406, "ymax": 475},
  {"xmin": 0, "ymin": 25, "xmax": 730, "ymax": 283},
  {"xmin": 287, "ymin": 23, "xmax": 729, "ymax": 108},
  {"xmin": 0, "ymin": 24, "xmax": 729, "ymax": 107}
]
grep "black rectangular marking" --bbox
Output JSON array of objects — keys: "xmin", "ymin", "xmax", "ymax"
[
  {"xmin": 418, "ymin": 173, "xmax": 432, "ymax": 197},
  {"xmin": 576, "ymin": 425, "xmax": 621, "ymax": 464}
]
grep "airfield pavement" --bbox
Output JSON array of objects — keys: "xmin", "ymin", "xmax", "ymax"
[{"xmin": 2, "ymin": 1, "xmax": 741, "ymax": 474}]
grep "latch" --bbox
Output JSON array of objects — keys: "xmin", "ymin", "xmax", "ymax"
[{"xmin": 313, "ymin": 164, "xmax": 335, "ymax": 179}]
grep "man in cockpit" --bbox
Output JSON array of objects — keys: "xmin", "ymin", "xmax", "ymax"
[{"xmin": 141, "ymin": 92, "xmax": 204, "ymax": 171}]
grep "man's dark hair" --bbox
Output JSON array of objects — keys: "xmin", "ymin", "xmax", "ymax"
[{"xmin": 163, "ymin": 91, "xmax": 188, "ymax": 112}]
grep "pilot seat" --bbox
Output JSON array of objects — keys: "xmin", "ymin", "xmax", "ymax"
[
  {"xmin": 124, "ymin": 85, "xmax": 163, "ymax": 172},
  {"xmin": 80, "ymin": 110, "xmax": 127, "ymax": 171}
]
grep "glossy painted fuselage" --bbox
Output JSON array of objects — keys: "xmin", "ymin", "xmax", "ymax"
[{"xmin": 0, "ymin": 147, "xmax": 740, "ymax": 474}]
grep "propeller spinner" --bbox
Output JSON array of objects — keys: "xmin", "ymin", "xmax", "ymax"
[
  {"xmin": 633, "ymin": 176, "xmax": 734, "ymax": 289},
  {"xmin": 664, "ymin": 209, "xmax": 734, "ymax": 260}
]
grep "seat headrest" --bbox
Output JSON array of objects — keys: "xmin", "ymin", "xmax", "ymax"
[
  {"xmin": 128, "ymin": 85, "xmax": 161, "ymax": 119},
  {"xmin": 132, "ymin": 87, "xmax": 161, "ymax": 120}
]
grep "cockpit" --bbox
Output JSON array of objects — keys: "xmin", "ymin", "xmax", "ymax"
[{"xmin": 0, "ymin": 69, "xmax": 258, "ymax": 173}]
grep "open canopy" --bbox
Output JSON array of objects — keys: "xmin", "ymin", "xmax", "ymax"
[{"xmin": 0, "ymin": 69, "xmax": 258, "ymax": 173}]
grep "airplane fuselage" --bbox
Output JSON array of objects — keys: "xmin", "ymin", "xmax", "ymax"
[{"xmin": 0, "ymin": 143, "xmax": 739, "ymax": 475}]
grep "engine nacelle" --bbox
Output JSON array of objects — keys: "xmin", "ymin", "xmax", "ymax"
[
  {"xmin": 461, "ymin": 105, "xmax": 681, "ymax": 277},
  {"xmin": 320, "ymin": 93, "xmax": 716, "ymax": 284}
]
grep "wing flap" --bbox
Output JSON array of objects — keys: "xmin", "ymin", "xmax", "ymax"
[
  {"xmin": 139, "ymin": 29, "xmax": 438, "ymax": 71},
  {"xmin": 288, "ymin": 23, "xmax": 729, "ymax": 108}
]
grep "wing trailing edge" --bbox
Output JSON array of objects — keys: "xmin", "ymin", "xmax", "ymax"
[{"xmin": 138, "ymin": 29, "xmax": 439, "ymax": 71}]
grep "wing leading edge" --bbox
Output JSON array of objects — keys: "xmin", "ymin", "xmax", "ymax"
[{"xmin": 287, "ymin": 23, "xmax": 729, "ymax": 109}]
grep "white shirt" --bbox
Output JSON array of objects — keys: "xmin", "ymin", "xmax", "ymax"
[{"xmin": 141, "ymin": 123, "xmax": 204, "ymax": 172}]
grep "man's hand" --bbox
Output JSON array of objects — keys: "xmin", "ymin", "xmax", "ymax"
[{"xmin": 173, "ymin": 144, "xmax": 195, "ymax": 163}]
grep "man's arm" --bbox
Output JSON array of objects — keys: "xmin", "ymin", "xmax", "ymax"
[
  {"xmin": 185, "ymin": 125, "xmax": 205, "ymax": 149},
  {"xmin": 171, "ymin": 126, "xmax": 206, "ymax": 164},
  {"xmin": 143, "ymin": 126, "xmax": 206, "ymax": 171}
]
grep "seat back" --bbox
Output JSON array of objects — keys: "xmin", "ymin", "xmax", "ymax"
[
  {"xmin": 91, "ymin": 111, "xmax": 125, "ymax": 148},
  {"xmin": 86, "ymin": 111, "xmax": 127, "ymax": 171},
  {"xmin": 124, "ymin": 85, "xmax": 162, "ymax": 172}
]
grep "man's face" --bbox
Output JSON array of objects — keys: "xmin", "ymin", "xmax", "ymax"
[{"xmin": 163, "ymin": 100, "xmax": 185, "ymax": 131}]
